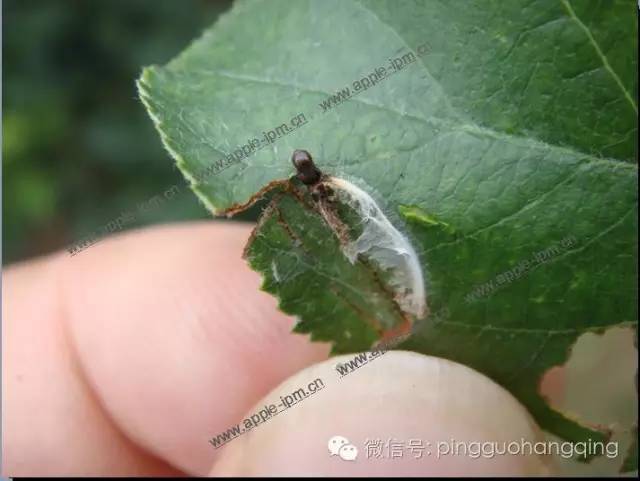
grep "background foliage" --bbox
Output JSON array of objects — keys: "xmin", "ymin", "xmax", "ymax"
[{"xmin": 3, "ymin": 0, "xmax": 234, "ymax": 263}]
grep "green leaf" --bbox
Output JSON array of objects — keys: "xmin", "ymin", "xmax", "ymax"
[{"xmin": 138, "ymin": 0, "xmax": 638, "ymax": 449}]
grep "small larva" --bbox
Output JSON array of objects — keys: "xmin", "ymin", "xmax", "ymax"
[{"xmin": 291, "ymin": 150, "xmax": 427, "ymax": 320}]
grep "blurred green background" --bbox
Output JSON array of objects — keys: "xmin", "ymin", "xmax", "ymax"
[{"xmin": 3, "ymin": 0, "xmax": 236, "ymax": 263}]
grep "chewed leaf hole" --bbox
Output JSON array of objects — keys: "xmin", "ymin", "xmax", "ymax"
[
  {"xmin": 539, "ymin": 325, "xmax": 637, "ymax": 470},
  {"xmin": 540, "ymin": 325, "xmax": 637, "ymax": 429}
]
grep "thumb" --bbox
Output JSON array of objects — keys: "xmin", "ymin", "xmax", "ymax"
[{"xmin": 210, "ymin": 350, "xmax": 555, "ymax": 476}]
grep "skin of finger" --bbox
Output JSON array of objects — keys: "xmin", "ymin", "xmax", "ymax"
[
  {"xmin": 210, "ymin": 351, "xmax": 556, "ymax": 476},
  {"xmin": 6, "ymin": 222, "xmax": 330, "ymax": 475},
  {"xmin": 2, "ymin": 257, "xmax": 181, "ymax": 476}
]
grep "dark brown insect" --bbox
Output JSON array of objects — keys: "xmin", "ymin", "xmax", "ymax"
[
  {"xmin": 291, "ymin": 149, "xmax": 334, "ymax": 202},
  {"xmin": 291, "ymin": 150, "xmax": 350, "ymax": 248},
  {"xmin": 291, "ymin": 149, "xmax": 321, "ymax": 185}
]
